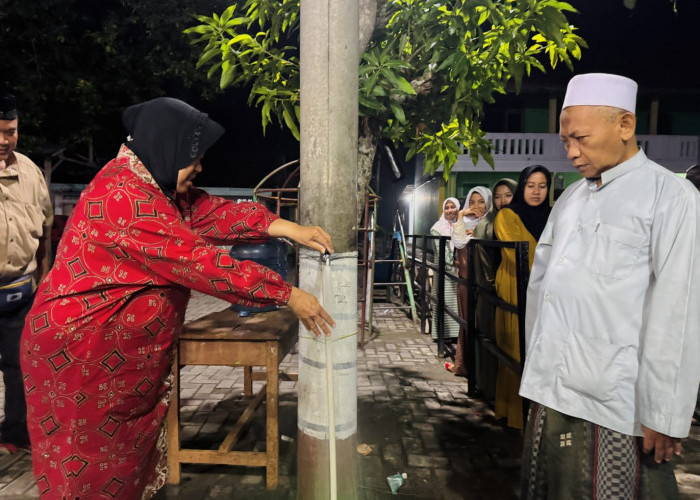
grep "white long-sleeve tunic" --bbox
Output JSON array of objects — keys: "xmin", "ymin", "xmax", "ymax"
[{"xmin": 520, "ymin": 149, "xmax": 700, "ymax": 438}]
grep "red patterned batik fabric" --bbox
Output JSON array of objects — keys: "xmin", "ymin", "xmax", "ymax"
[{"xmin": 20, "ymin": 145, "xmax": 292, "ymax": 499}]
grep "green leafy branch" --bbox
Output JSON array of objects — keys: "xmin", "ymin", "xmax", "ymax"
[
  {"xmin": 186, "ymin": 0, "xmax": 586, "ymax": 177},
  {"xmin": 184, "ymin": 1, "xmax": 301, "ymax": 138}
]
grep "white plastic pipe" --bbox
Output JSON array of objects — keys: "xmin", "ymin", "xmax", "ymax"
[{"xmin": 321, "ymin": 255, "xmax": 337, "ymax": 500}]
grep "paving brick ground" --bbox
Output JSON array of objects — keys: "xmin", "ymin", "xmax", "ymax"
[{"xmin": 1, "ymin": 292, "xmax": 699, "ymax": 499}]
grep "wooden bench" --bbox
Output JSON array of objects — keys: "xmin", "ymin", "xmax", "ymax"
[{"xmin": 167, "ymin": 306, "xmax": 299, "ymax": 488}]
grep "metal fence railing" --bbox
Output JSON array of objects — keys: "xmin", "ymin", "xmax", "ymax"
[{"xmin": 407, "ymin": 235, "xmax": 530, "ymax": 405}]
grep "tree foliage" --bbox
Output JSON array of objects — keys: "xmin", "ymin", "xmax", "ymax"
[
  {"xmin": 187, "ymin": 0, "xmax": 585, "ymax": 179},
  {"xmin": 185, "ymin": 1, "xmax": 302, "ymax": 140},
  {"xmin": 0, "ymin": 0, "xmax": 229, "ymax": 160}
]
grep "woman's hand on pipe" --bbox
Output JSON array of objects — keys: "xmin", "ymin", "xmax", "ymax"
[
  {"xmin": 268, "ymin": 219, "xmax": 334, "ymax": 254},
  {"xmin": 287, "ymin": 286, "xmax": 335, "ymax": 337}
]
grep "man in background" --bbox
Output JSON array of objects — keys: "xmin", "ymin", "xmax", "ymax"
[{"xmin": 0, "ymin": 93, "xmax": 53, "ymax": 452}]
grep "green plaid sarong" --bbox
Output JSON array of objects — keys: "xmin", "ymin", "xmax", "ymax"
[{"xmin": 521, "ymin": 403, "xmax": 679, "ymax": 500}]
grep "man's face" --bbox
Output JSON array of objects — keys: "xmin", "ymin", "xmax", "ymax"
[
  {"xmin": 559, "ymin": 106, "xmax": 632, "ymax": 183},
  {"xmin": 0, "ymin": 118, "xmax": 18, "ymax": 162}
]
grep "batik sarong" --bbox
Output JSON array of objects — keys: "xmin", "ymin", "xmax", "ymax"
[{"xmin": 521, "ymin": 403, "xmax": 679, "ymax": 500}]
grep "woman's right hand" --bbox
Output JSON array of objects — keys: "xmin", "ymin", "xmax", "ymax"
[
  {"xmin": 287, "ymin": 286, "xmax": 335, "ymax": 337},
  {"xmin": 267, "ymin": 219, "xmax": 334, "ymax": 254},
  {"xmin": 459, "ymin": 208, "xmax": 483, "ymax": 218}
]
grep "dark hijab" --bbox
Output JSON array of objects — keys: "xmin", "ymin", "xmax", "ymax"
[
  {"xmin": 502, "ymin": 165, "xmax": 552, "ymax": 241},
  {"xmin": 492, "ymin": 178, "xmax": 518, "ymax": 210},
  {"xmin": 122, "ymin": 97, "xmax": 225, "ymax": 198},
  {"xmin": 686, "ymin": 164, "xmax": 700, "ymax": 191}
]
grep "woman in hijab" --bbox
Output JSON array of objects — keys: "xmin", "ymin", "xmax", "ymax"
[
  {"xmin": 448, "ymin": 187, "xmax": 494, "ymax": 387},
  {"xmin": 20, "ymin": 97, "xmax": 334, "ymax": 499},
  {"xmin": 492, "ymin": 178, "xmax": 518, "ymax": 212},
  {"xmin": 429, "ymin": 197, "xmax": 461, "ymax": 341},
  {"xmin": 493, "ymin": 165, "xmax": 551, "ymax": 429}
]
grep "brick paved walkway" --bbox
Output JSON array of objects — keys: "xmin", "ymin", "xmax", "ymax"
[{"xmin": 1, "ymin": 292, "xmax": 699, "ymax": 499}]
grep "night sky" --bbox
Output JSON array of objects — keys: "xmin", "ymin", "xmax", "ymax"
[
  {"xmin": 190, "ymin": 92, "xmax": 300, "ymax": 189},
  {"xmin": 526, "ymin": 0, "xmax": 700, "ymax": 90}
]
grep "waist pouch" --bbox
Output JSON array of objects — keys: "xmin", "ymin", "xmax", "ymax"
[{"xmin": 0, "ymin": 275, "xmax": 33, "ymax": 313}]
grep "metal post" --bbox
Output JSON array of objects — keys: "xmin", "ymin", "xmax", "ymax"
[
  {"xmin": 514, "ymin": 242, "xmax": 529, "ymax": 372},
  {"xmin": 465, "ymin": 240, "xmax": 477, "ymax": 397},
  {"xmin": 297, "ymin": 0, "xmax": 359, "ymax": 495},
  {"xmin": 395, "ymin": 213, "xmax": 417, "ymax": 321},
  {"xmin": 420, "ymin": 236, "xmax": 428, "ymax": 335},
  {"xmin": 514, "ymin": 241, "xmax": 530, "ymax": 428},
  {"xmin": 409, "ymin": 234, "xmax": 417, "ymax": 310},
  {"xmin": 359, "ymin": 196, "xmax": 370, "ymax": 348},
  {"xmin": 367, "ymin": 206, "xmax": 377, "ymax": 341},
  {"xmin": 436, "ymin": 236, "xmax": 447, "ymax": 357}
]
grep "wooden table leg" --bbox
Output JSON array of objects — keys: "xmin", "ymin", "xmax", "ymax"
[
  {"xmin": 243, "ymin": 366, "xmax": 253, "ymax": 396},
  {"xmin": 167, "ymin": 350, "xmax": 182, "ymax": 484},
  {"xmin": 266, "ymin": 341, "xmax": 279, "ymax": 489}
]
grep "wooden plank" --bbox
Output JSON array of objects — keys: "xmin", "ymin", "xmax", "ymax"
[
  {"xmin": 278, "ymin": 326, "xmax": 299, "ymax": 363},
  {"xmin": 174, "ymin": 450, "xmax": 267, "ymax": 467},
  {"xmin": 181, "ymin": 308, "xmax": 298, "ymax": 341},
  {"xmin": 266, "ymin": 341, "xmax": 279, "ymax": 489},
  {"xmin": 166, "ymin": 353, "xmax": 182, "ymax": 485},
  {"xmin": 244, "ymin": 366, "xmax": 253, "ymax": 395},
  {"xmin": 218, "ymin": 384, "xmax": 267, "ymax": 453},
  {"xmin": 179, "ymin": 341, "xmax": 267, "ymax": 366}
]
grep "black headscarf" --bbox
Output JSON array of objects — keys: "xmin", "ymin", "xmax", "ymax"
[
  {"xmin": 502, "ymin": 165, "xmax": 552, "ymax": 241},
  {"xmin": 122, "ymin": 97, "xmax": 225, "ymax": 198},
  {"xmin": 686, "ymin": 164, "xmax": 700, "ymax": 191}
]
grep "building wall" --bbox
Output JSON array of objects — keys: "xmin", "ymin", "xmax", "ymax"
[
  {"xmin": 670, "ymin": 112, "xmax": 700, "ymax": 135},
  {"xmin": 523, "ymin": 108, "xmax": 549, "ymax": 133}
]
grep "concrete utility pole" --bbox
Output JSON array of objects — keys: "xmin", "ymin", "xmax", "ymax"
[{"xmin": 297, "ymin": 0, "xmax": 359, "ymax": 496}]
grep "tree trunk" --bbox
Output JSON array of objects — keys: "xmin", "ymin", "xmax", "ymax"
[
  {"xmin": 357, "ymin": 117, "xmax": 378, "ymax": 222},
  {"xmin": 358, "ymin": 0, "xmax": 377, "ymax": 56}
]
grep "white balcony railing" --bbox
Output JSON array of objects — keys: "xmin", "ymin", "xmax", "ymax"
[{"xmin": 442, "ymin": 133, "xmax": 699, "ymax": 173}]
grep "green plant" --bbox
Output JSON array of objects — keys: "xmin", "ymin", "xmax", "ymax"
[{"xmin": 187, "ymin": 0, "xmax": 585, "ymax": 194}]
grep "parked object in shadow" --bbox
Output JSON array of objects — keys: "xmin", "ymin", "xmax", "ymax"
[{"xmin": 228, "ymin": 238, "xmax": 288, "ymax": 316}]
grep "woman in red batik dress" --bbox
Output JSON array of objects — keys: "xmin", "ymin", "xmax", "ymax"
[{"xmin": 20, "ymin": 97, "xmax": 334, "ymax": 499}]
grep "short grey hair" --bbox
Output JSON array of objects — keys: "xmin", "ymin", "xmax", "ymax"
[{"xmin": 594, "ymin": 105, "xmax": 628, "ymax": 123}]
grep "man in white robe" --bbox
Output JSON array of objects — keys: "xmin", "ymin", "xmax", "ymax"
[{"xmin": 519, "ymin": 73, "xmax": 700, "ymax": 499}]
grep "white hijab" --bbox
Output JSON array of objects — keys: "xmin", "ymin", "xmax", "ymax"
[
  {"xmin": 462, "ymin": 186, "xmax": 493, "ymax": 229},
  {"xmin": 430, "ymin": 197, "xmax": 461, "ymax": 239}
]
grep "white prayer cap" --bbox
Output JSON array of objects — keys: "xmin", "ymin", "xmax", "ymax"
[{"xmin": 562, "ymin": 73, "xmax": 638, "ymax": 114}]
